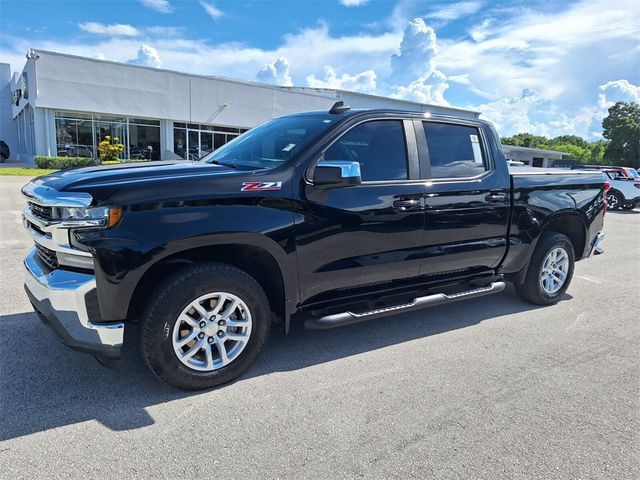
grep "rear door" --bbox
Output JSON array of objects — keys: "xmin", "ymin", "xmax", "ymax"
[
  {"xmin": 295, "ymin": 118, "xmax": 426, "ymax": 304},
  {"xmin": 416, "ymin": 120, "xmax": 510, "ymax": 276}
]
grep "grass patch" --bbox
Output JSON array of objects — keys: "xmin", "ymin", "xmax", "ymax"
[{"xmin": 0, "ymin": 168, "xmax": 58, "ymax": 177}]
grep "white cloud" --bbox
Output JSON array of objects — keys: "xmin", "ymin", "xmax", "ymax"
[
  {"xmin": 78, "ymin": 22, "xmax": 140, "ymax": 37},
  {"xmin": 474, "ymin": 80, "xmax": 640, "ymax": 139},
  {"xmin": 340, "ymin": 0, "xmax": 368, "ymax": 6},
  {"xmin": 146, "ymin": 26, "xmax": 184, "ymax": 37},
  {"xmin": 127, "ymin": 44, "xmax": 162, "ymax": 68},
  {"xmin": 139, "ymin": 0, "xmax": 173, "ymax": 13},
  {"xmin": 200, "ymin": 1, "xmax": 223, "ymax": 20},
  {"xmin": 469, "ymin": 18, "xmax": 494, "ymax": 42},
  {"xmin": 600, "ymin": 80, "xmax": 640, "ymax": 103},
  {"xmin": 427, "ymin": 1, "xmax": 483, "ymax": 21},
  {"xmin": 256, "ymin": 58, "xmax": 293, "ymax": 86},
  {"xmin": 391, "ymin": 71, "xmax": 449, "ymax": 105},
  {"xmin": 389, "ymin": 18, "xmax": 437, "ymax": 85},
  {"xmin": 387, "ymin": 18, "xmax": 449, "ymax": 105},
  {"xmin": 306, "ymin": 66, "xmax": 377, "ymax": 93}
]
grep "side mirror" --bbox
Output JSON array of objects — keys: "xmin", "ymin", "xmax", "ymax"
[{"xmin": 312, "ymin": 160, "xmax": 361, "ymax": 188}]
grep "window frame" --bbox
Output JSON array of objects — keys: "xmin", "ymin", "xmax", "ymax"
[
  {"xmin": 307, "ymin": 117, "xmax": 420, "ymax": 185},
  {"xmin": 416, "ymin": 119, "xmax": 495, "ymax": 182}
]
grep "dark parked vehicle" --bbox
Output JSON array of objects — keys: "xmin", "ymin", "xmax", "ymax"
[
  {"xmin": 22, "ymin": 104, "xmax": 606, "ymax": 390},
  {"xmin": 0, "ymin": 140, "xmax": 9, "ymax": 162}
]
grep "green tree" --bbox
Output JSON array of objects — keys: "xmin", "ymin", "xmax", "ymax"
[
  {"xmin": 602, "ymin": 101, "xmax": 640, "ymax": 168},
  {"xmin": 589, "ymin": 141, "xmax": 607, "ymax": 164},
  {"xmin": 551, "ymin": 135, "xmax": 589, "ymax": 149},
  {"xmin": 501, "ymin": 133, "xmax": 550, "ymax": 148},
  {"xmin": 552, "ymin": 143, "xmax": 590, "ymax": 163}
]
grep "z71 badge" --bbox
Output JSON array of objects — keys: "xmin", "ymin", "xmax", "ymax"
[{"xmin": 241, "ymin": 182, "xmax": 282, "ymax": 192}]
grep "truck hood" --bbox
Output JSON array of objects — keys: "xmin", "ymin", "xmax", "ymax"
[{"xmin": 31, "ymin": 160, "xmax": 238, "ymax": 192}]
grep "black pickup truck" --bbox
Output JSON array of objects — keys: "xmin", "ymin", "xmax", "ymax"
[{"xmin": 22, "ymin": 104, "xmax": 606, "ymax": 390}]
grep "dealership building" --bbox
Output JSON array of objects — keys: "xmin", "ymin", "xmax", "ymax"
[
  {"xmin": 502, "ymin": 144, "xmax": 573, "ymax": 168},
  {"xmin": 0, "ymin": 49, "xmax": 481, "ymax": 164}
]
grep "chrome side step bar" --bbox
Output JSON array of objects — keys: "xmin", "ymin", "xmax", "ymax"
[{"xmin": 304, "ymin": 281, "xmax": 506, "ymax": 330}]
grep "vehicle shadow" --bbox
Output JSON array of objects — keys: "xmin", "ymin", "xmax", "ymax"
[{"xmin": 0, "ymin": 285, "xmax": 549, "ymax": 442}]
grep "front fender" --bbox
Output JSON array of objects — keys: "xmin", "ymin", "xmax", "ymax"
[{"xmin": 76, "ymin": 201, "xmax": 297, "ymax": 322}]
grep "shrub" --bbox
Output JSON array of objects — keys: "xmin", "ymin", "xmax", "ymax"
[
  {"xmin": 34, "ymin": 156, "xmax": 100, "ymax": 169},
  {"xmin": 98, "ymin": 135, "xmax": 125, "ymax": 162}
]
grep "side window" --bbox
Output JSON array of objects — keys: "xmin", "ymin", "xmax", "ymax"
[
  {"xmin": 422, "ymin": 122, "xmax": 488, "ymax": 179},
  {"xmin": 324, "ymin": 120, "xmax": 408, "ymax": 182}
]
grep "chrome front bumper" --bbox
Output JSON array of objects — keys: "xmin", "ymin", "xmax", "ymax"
[{"xmin": 24, "ymin": 247, "xmax": 124, "ymax": 360}]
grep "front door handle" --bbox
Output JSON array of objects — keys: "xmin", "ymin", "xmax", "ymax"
[
  {"xmin": 485, "ymin": 192, "xmax": 507, "ymax": 202},
  {"xmin": 393, "ymin": 199, "xmax": 421, "ymax": 210}
]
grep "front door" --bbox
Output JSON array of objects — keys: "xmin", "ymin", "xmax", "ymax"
[
  {"xmin": 416, "ymin": 120, "xmax": 510, "ymax": 276},
  {"xmin": 296, "ymin": 119, "xmax": 425, "ymax": 304}
]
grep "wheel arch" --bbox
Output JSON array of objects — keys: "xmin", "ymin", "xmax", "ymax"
[
  {"xmin": 126, "ymin": 241, "xmax": 293, "ymax": 331},
  {"xmin": 540, "ymin": 211, "xmax": 588, "ymax": 261},
  {"xmin": 505, "ymin": 210, "xmax": 588, "ymax": 285}
]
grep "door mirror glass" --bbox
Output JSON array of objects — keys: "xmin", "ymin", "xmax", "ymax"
[{"xmin": 312, "ymin": 160, "xmax": 361, "ymax": 188}]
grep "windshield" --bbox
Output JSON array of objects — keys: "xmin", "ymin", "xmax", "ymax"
[
  {"xmin": 625, "ymin": 168, "xmax": 639, "ymax": 179},
  {"xmin": 200, "ymin": 115, "xmax": 335, "ymax": 170}
]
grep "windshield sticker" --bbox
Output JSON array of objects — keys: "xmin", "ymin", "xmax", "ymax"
[
  {"xmin": 241, "ymin": 181, "xmax": 283, "ymax": 192},
  {"xmin": 282, "ymin": 143, "xmax": 296, "ymax": 152},
  {"xmin": 470, "ymin": 134, "xmax": 483, "ymax": 164}
]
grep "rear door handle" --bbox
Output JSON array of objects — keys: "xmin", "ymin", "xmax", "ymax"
[
  {"xmin": 485, "ymin": 192, "xmax": 507, "ymax": 202},
  {"xmin": 393, "ymin": 199, "xmax": 421, "ymax": 210}
]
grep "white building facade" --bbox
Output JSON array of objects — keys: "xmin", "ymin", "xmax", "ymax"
[
  {"xmin": 1, "ymin": 50, "xmax": 479, "ymax": 164},
  {"xmin": 502, "ymin": 144, "xmax": 572, "ymax": 168}
]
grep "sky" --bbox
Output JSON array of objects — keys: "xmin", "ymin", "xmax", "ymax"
[{"xmin": 0, "ymin": 0, "xmax": 638, "ymax": 139}]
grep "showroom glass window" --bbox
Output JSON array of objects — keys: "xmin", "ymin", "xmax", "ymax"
[
  {"xmin": 323, "ymin": 120, "xmax": 408, "ymax": 182},
  {"xmin": 55, "ymin": 112, "xmax": 94, "ymax": 158},
  {"xmin": 54, "ymin": 112, "xmax": 161, "ymax": 160},
  {"xmin": 129, "ymin": 118, "xmax": 161, "ymax": 160},
  {"xmin": 173, "ymin": 123, "xmax": 248, "ymax": 161},
  {"xmin": 422, "ymin": 122, "xmax": 488, "ymax": 179}
]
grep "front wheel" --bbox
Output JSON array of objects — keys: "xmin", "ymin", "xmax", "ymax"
[
  {"xmin": 140, "ymin": 262, "xmax": 271, "ymax": 390},
  {"xmin": 514, "ymin": 232, "xmax": 575, "ymax": 306}
]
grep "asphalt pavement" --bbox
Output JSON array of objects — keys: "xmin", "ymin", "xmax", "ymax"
[{"xmin": 0, "ymin": 175, "xmax": 638, "ymax": 479}]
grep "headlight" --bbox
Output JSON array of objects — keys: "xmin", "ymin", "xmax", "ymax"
[
  {"xmin": 54, "ymin": 206, "xmax": 108, "ymax": 221},
  {"xmin": 53, "ymin": 206, "xmax": 122, "ymax": 228}
]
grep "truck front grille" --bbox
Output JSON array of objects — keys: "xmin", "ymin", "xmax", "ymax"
[
  {"xmin": 29, "ymin": 202, "xmax": 54, "ymax": 221},
  {"xmin": 34, "ymin": 243, "xmax": 59, "ymax": 270}
]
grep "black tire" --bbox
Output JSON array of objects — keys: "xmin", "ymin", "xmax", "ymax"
[
  {"xmin": 514, "ymin": 231, "xmax": 575, "ymax": 306},
  {"xmin": 606, "ymin": 190, "xmax": 623, "ymax": 210},
  {"xmin": 140, "ymin": 262, "xmax": 271, "ymax": 390}
]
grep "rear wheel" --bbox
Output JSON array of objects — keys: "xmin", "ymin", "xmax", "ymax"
[
  {"xmin": 514, "ymin": 232, "xmax": 575, "ymax": 306},
  {"xmin": 140, "ymin": 262, "xmax": 271, "ymax": 390},
  {"xmin": 606, "ymin": 191, "xmax": 623, "ymax": 210}
]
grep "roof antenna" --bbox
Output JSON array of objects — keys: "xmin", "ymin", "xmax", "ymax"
[{"xmin": 329, "ymin": 101, "xmax": 351, "ymax": 114}]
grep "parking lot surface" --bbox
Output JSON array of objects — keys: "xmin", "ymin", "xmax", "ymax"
[{"xmin": 1, "ymin": 175, "xmax": 638, "ymax": 479}]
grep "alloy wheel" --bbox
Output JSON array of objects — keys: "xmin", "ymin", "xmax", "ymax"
[
  {"xmin": 539, "ymin": 247, "xmax": 569, "ymax": 295},
  {"xmin": 172, "ymin": 292, "xmax": 252, "ymax": 372}
]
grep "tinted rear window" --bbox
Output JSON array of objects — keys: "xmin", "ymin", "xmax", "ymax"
[{"xmin": 423, "ymin": 122, "xmax": 488, "ymax": 179}]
